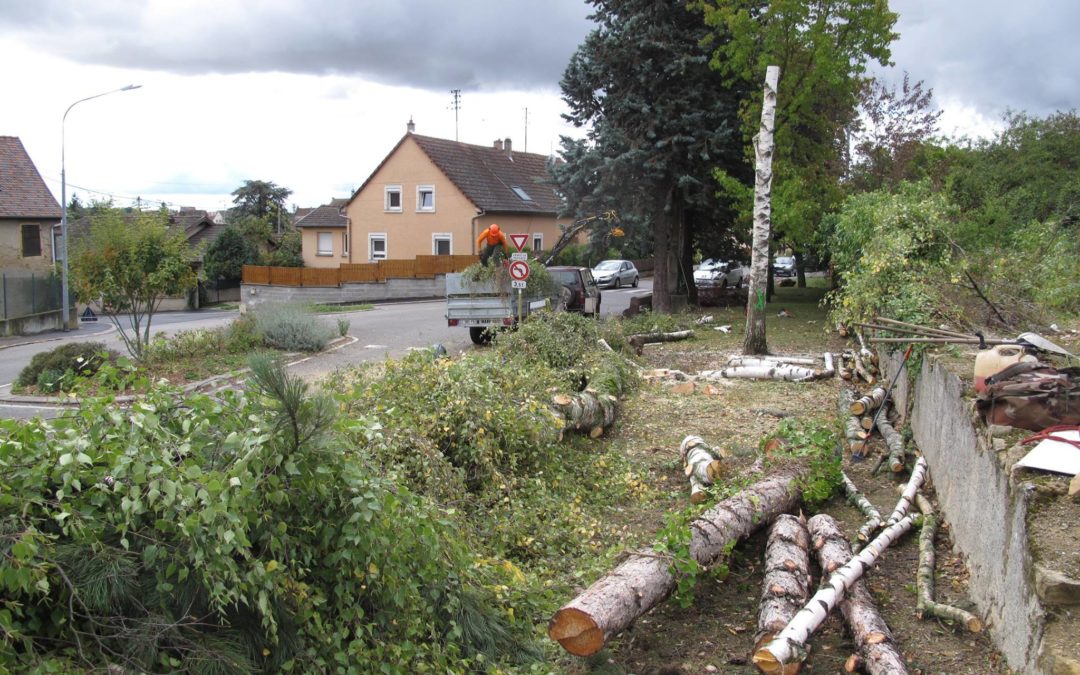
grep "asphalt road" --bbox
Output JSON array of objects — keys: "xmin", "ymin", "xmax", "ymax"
[{"xmin": 0, "ymin": 280, "xmax": 653, "ymax": 420}]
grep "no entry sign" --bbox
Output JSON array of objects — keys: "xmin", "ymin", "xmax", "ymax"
[{"xmin": 508, "ymin": 260, "xmax": 531, "ymax": 281}]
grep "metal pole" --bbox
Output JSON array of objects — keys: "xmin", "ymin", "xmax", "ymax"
[{"xmin": 60, "ymin": 84, "xmax": 142, "ymax": 331}]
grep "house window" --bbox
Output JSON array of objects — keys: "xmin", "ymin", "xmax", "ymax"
[
  {"xmin": 341, "ymin": 232, "xmax": 349, "ymax": 257},
  {"xmin": 384, "ymin": 185, "xmax": 402, "ymax": 212},
  {"xmin": 532, "ymin": 234, "xmax": 543, "ymax": 252},
  {"xmin": 21, "ymin": 223, "xmax": 42, "ymax": 257},
  {"xmin": 317, "ymin": 232, "xmax": 333, "ymax": 256},
  {"xmin": 369, "ymin": 234, "xmax": 387, "ymax": 261},
  {"xmin": 511, "ymin": 186, "xmax": 533, "ymax": 202},
  {"xmin": 417, "ymin": 185, "xmax": 435, "ymax": 212},
  {"xmin": 433, "ymin": 234, "xmax": 452, "ymax": 255}
]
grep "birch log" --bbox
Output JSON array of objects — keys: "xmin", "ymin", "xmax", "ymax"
[
  {"xmin": 807, "ymin": 515, "xmax": 909, "ymax": 675},
  {"xmin": 853, "ymin": 352, "xmax": 876, "ymax": 385},
  {"xmin": 552, "ymin": 390, "xmax": 617, "ymax": 439},
  {"xmin": 549, "ymin": 463, "xmax": 809, "ymax": 656},
  {"xmin": 701, "ymin": 365, "xmax": 817, "ymax": 381},
  {"xmin": 753, "ymin": 513, "xmax": 917, "ymax": 672},
  {"xmin": 839, "ymin": 389, "xmax": 865, "ymax": 453},
  {"xmin": 681, "ymin": 435, "xmax": 725, "ymax": 503},
  {"xmin": 755, "ymin": 514, "xmax": 812, "ymax": 672},
  {"xmin": 875, "ymin": 417, "xmax": 907, "ymax": 473},
  {"xmin": 727, "ymin": 355, "xmax": 819, "ymax": 367},
  {"xmin": 627, "ymin": 330, "xmax": 694, "ymax": 355},
  {"xmin": 841, "ymin": 472, "xmax": 882, "ymax": 545},
  {"xmin": 850, "ymin": 387, "xmax": 887, "ymax": 416},
  {"xmin": 885, "ymin": 456, "xmax": 928, "ymax": 527},
  {"xmin": 914, "ymin": 494, "xmax": 984, "ymax": 632}
]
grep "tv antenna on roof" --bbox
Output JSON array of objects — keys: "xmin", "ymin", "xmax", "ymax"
[{"xmin": 449, "ymin": 89, "xmax": 462, "ymax": 141}]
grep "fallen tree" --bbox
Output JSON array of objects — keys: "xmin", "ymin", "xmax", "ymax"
[
  {"xmin": 549, "ymin": 462, "xmax": 810, "ymax": 656},
  {"xmin": 914, "ymin": 494, "xmax": 984, "ymax": 633},
  {"xmin": 552, "ymin": 390, "xmax": 617, "ymax": 438},
  {"xmin": 808, "ymin": 514, "xmax": 908, "ymax": 675},
  {"xmin": 755, "ymin": 514, "xmax": 812, "ymax": 670},
  {"xmin": 841, "ymin": 472, "xmax": 882, "ymax": 545},
  {"xmin": 627, "ymin": 330, "xmax": 694, "ymax": 355}
]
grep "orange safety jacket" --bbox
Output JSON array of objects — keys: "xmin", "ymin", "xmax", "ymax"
[{"xmin": 477, "ymin": 227, "xmax": 509, "ymax": 249}]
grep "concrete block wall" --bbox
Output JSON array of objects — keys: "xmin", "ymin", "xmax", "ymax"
[
  {"xmin": 241, "ymin": 276, "xmax": 446, "ymax": 310},
  {"xmin": 893, "ymin": 352, "xmax": 1045, "ymax": 673}
]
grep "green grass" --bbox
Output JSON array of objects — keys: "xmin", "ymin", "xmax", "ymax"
[{"xmin": 312, "ymin": 302, "xmax": 375, "ymax": 313}]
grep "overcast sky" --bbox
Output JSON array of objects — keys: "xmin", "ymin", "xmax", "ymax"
[{"xmin": 1, "ymin": 0, "xmax": 1076, "ymax": 212}]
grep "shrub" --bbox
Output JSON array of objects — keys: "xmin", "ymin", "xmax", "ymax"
[
  {"xmin": 252, "ymin": 303, "xmax": 336, "ymax": 352},
  {"xmin": 224, "ymin": 313, "xmax": 262, "ymax": 353},
  {"xmin": 336, "ymin": 317, "xmax": 350, "ymax": 337},
  {"xmin": 15, "ymin": 342, "xmax": 119, "ymax": 390}
]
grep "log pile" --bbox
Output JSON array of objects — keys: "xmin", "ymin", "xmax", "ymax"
[{"xmin": 549, "ymin": 463, "xmax": 811, "ymax": 656}]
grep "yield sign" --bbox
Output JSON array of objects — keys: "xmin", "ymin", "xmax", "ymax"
[{"xmin": 509, "ymin": 233, "xmax": 529, "ymax": 252}]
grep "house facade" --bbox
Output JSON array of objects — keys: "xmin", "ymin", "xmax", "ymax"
[
  {"xmin": 297, "ymin": 198, "xmax": 349, "ymax": 268},
  {"xmin": 0, "ymin": 136, "xmax": 62, "ymax": 274},
  {"xmin": 327, "ymin": 123, "xmax": 570, "ymax": 264}
]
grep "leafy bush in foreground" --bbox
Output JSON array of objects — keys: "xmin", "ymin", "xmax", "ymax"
[{"xmin": 0, "ymin": 358, "xmax": 535, "ymax": 673}]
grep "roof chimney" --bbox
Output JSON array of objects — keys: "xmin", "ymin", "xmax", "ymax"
[
  {"xmin": 504, "ymin": 138, "xmax": 513, "ymax": 156},
  {"xmin": 407, "ymin": 117, "xmax": 415, "ymax": 134},
  {"xmin": 493, "ymin": 139, "xmax": 503, "ymax": 151}
]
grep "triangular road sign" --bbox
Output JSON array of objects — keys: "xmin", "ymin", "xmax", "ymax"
[{"xmin": 509, "ymin": 233, "xmax": 529, "ymax": 252}]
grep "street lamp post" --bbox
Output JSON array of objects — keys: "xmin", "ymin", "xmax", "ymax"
[{"xmin": 60, "ymin": 84, "xmax": 142, "ymax": 330}]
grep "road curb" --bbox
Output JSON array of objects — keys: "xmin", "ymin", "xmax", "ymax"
[{"xmin": 0, "ymin": 322, "xmax": 117, "ymax": 351}]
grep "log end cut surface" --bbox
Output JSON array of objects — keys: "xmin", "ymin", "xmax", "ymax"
[
  {"xmin": 548, "ymin": 607, "xmax": 604, "ymax": 656},
  {"xmin": 752, "ymin": 649, "xmax": 803, "ymax": 674}
]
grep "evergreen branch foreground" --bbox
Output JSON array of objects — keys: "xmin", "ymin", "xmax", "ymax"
[{"xmin": 0, "ymin": 311, "xmax": 652, "ymax": 673}]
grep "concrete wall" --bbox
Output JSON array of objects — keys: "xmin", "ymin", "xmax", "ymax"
[
  {"xmin": 0, "ymin": 307, "xmax": 74, "ymax": 336},
  {"xmin": 896, "ymin": 353, "xmax": 1045, "ymax": 673},
  {"xmin": 0, "ymin": 219, "xmax": 56, "ymax": 273},
  {"xmin": 242, "ymin": 276, "xmax": 446, "ymax": 309}
]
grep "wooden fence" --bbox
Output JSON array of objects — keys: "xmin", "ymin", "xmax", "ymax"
[{"xmin": 242, "ymin": 255, "xmax": 479, "ymax": 287}]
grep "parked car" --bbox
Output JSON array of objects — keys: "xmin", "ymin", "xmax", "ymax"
[
  {"xmin": 693, "ymin": 260, "xmax": 745, "ymax": 288},
  {"xmin": 773, "ymin": 256, "xmax": 796, "ymax": 277},
  {"xmin": 590, "ymin": 259, "xmax": 640, "ymax": 289},
  {"xmin": 547, "ymin": 266, "xmax": 602, "ymax": 316}
]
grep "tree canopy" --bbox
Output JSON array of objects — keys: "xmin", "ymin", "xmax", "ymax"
[
  {"xmin": 230, "ymin": 180, "xmax": 292, "ymax": 222},
  {"xmin": 554, "ymin": 0, "xmax": 747, "ymax": 311},
  {"xmin": 70, "ymin": 207, "xmax": 196, "ymax": 359},
  {"xmin": 203, "ymin": 226, "xmax": 261, "ymax": 282}
]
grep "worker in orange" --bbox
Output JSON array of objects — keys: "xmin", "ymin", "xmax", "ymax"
[{"xmin": 476, "ymin": 223, "xmax": 510, "ymax": 266}]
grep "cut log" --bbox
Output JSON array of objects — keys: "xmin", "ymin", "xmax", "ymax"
[
  {"xmin": 551, "ymin": 390, "xmax": 617, "ymax": 438},
  {"xmin": 807, "ymin": 514, "xmax": 909, "ymax": 675},
  {"xmin": 841, "ymin": 472, "xmax": 882, "ymax": 545},
  {"xmin": 849, "ymin": 387, "xmax": 887, "ymax": 416},
  {"xmin": 753, "ymin": 512, "xmax": 917, "ymax": 672},
  {"xmin": 839, "ymin": 389, "xmax": 866, "ymax": 454},
  {"xmin": 755, "ymin": 514, "xmax": 812, "ymax": 671},
  {"xmin": 550, "ymin": 463, "xmax": 810, "ymax": 656},
  {"xmin": 701, "ymin": 365, "xmax": 818, "ymax": 382},
  {"xmin": 876, "ymin": 417, "xmax": 907, "ymax": 473},
  {"xmin": 859, "ymin": 415, "xmax": 876, "ymax": 431},
  {"xmin": 839, "ymin": 367, "xmax": 854, "ymax": 381},
  {"xmin": 914, "ymin": 494, "xmax": 984, "ymax": 632},
  {"xmin": 885, "ymin": 456, "xmax": 928, "ymax": 527},
  {"xmin": 822, "ymin": 352, "xmax": 835, "ymax": 379},
  {"xmin": 627, "ymin": 329, "xmax": 694, "ymax": 355},
  {"xmin": 681, "ymin": 435, "xmax": 725, "ymax": 501},
  {"xmin": 727, "ymin": 355, "xmax": 820, "ymax": 367},
  {"xmin": 853, "ymin": 352, "xmax": 876, "ymax": 385}
]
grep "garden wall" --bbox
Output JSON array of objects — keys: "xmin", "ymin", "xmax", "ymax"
[
  {"xmin": 885, "ymin": 352, "xmax": 1048, "ymax": 673},
  {"xmin": 241, "ymin": 276, "xmax": 446, "ymax": 309}
]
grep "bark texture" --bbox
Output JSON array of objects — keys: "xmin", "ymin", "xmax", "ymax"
[
  {"xmin": 850, "ymin": 387, "xmax": 887, "ymax": 416},
  {"xmin": 552, "ymin": 390, "xmax": 617, "ymax": 438},
  {"xmin": 753, "ymin": 513, "xmax": 917, "ymax": 672},
  {"xmin": 703, "ymin": 365, "xmax": 818, "ymax": 382},
  {"xmin": 627, "ymin": 330, "xmax": 693, "ymax": 355},
  {"xmin": 808, "ymin": 514, "xmax": 909, "ymax": 675},
  {"xmin": 885, "ymin": 456, "xmax": 928, "ymax": 527},
  {"xmin": 876, "ymin": 417, "xmax": 907, "ymax": 473},
  {"xmin": 743, "ymin": 65, "xmax": 779, "ymax": 355},
  {"xmin": 914, "ymin": 494, "xmax": 984, "ymax": 632},
  {"xmin": 681, "ymin": 435, "xmax": 725, "ymax": 503},
  {"xmin": 550, "ymin": 463, "xmax": 809, "ymax": 656},
  {"xmin": 839, "ymin": 389, "xmax": 865, "ymax": 454},
  {"xmin": 755, "ymin": 514, "xmax": 813, "ymax": 670},
  {"xmin": 841, "ymin": 472, "xmax": 882, "ymax": 545}
]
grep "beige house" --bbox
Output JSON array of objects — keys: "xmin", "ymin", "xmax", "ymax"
[
  {"xmin": 0, "ymin": 136, "xmax": 61, "ymax": 274},
  {"xmin": 308, "ymin": 122, "xmax": 569, "ymax": 266},
  {"xmin": 297, "ymin": 198, "xmax": 349, "ymax": 268}
]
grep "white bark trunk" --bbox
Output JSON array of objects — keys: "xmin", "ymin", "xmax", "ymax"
[
  {"xmin": 886, "ymin": 456, "xmax": 928, "ymax": 527},
  {"xmin": 701, "ymin": 365, "xmax": 817, "ymax": 382},
  {"xmin": 743, "ymin": 65, "xmax": 779, "ymax": 356}
]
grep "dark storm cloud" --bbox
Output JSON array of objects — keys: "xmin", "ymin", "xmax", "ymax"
[
  {"xmin": 0, "ymin": 0, "xmax": 595, "ymax": 91},
  {"xmin": 886, "ymin": 0, "xmax": 1080, "ymax": 119}
]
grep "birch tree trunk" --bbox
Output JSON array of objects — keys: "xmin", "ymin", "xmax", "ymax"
[
  {"xmin": 743, "ymin": 65, "xmax": 780, "ymax": 355},
  {"xmin": 552, "ymin": 391, "xmax": 618, "ymax": 439},
  {"xmin": 914, "ymin": 495, "xmax": 984, "ymax": 632},
  {"xmin": 807, "ymin": 515, "xmax": 909, "ymax": 675}
]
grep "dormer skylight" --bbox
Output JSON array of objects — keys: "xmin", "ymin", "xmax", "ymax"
[{"xmin": 511, "ymin": 186, "xmax": 533, "ymax": 202}]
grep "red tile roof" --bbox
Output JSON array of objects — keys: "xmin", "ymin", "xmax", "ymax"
[
  {"xmin": 0, "ymin": 136, "xmax": 62, "ymax": 219},
  {"xmin": 351, "ymin": 133, "xmax": 562, "ymax": 215},
  {"xmin": 295, "ymin": 199, "xmax": 348, "ymax": 228}
]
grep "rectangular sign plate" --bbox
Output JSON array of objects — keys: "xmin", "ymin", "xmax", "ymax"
[
  {"xmin": 510, "ymin": 252, "xmax": 528, "ymax": 261},
  {"xmin": 511, "ymin": 280, "xmax": 527, "ymax": 289}
]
